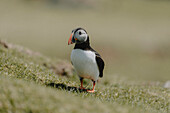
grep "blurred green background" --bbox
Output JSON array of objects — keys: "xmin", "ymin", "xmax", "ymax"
[{"xmin": 0, "ymin": 0, "xmax": 170, "ymax": 81}]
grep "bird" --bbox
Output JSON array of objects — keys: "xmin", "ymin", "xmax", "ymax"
[{"xmin": 68, "ymin": 28, "xmax": 105, "ymax": 93}]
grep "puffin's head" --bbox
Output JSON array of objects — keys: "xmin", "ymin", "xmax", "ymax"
[{"xmin": 68, "ymin": 28, "xmax": 88, "ymax": 45}]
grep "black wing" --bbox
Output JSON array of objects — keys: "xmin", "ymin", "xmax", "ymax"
[
  {"xmin": 95, "ymin": 54, "xmax": 105, "ymax": 78},
  {"xmin": 89, "ymin": 47, "xmax": 105, "ymax": 78}
]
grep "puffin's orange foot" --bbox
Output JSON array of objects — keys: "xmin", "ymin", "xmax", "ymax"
[
  {"xmin": 79, "ymin": 87, "xmax": 86, "ymax": 90},
  {"xmin": 87, "ymin": 89, "xmax": 95, "ymax": 93}
]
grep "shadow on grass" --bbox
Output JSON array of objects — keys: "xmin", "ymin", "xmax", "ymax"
[{"xmin": 47, "ymin": 83, "xmax": 88, "ymax": 93}]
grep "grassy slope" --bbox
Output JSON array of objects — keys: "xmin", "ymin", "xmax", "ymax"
[
  {"xmin": 1, "ymin": 77, "xmax": 140, "ymax": 113},
  {"xmin": 0, "ymin": 43, "xmax": 169, "ymax": 113}
]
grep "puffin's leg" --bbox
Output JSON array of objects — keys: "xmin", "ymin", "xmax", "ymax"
[
  {"xmin": 87, "ymin": 81, "xmax": 96, "ymax": 93},
  {"xmin": 79, "ymin": 77, "xmax": 85, "ymax": 89}
]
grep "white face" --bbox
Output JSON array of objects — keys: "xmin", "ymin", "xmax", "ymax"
[{"xmin": 74, "ymin": 29, "xmax": 88, "ymax": 43}]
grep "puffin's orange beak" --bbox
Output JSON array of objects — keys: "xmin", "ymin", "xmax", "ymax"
[{"xmin": 68, "ymin": 33, "xmax": 73, "ymax": 45}]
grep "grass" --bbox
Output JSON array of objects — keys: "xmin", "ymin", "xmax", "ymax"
[
  {"xmin": 0, "ymin": 41, "xmax": 169, "ymax": 113},
  {"xmin": 0, "ymin": 76, "xmax": 151, "ymax": 113}
]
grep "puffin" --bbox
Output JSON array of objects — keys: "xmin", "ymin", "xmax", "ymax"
[{"xmin": 68, "ymin": 28, "xmax": 105, "ymax": 93}]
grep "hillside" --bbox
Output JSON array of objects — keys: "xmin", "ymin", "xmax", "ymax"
[{"xmin": 0, "ymin": 41, "xmax": 169, "ymax": 113}]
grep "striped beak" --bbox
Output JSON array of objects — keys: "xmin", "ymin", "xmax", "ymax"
[{"xmin": 68, "ymin": 33, "xmax": 74, "ymax": 45}]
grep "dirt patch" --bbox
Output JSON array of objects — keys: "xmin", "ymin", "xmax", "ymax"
[
  {"xmin": 0, "ymin": 40, "xmax": 9, "ymax": 48},
  {"xmin": 43, "ymin": 61, "xmax": 74, "ymax": 77}
]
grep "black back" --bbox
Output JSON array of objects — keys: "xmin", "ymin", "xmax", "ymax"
[{"xmin": 74, "ymin": 36, "xmax": 105, "ymax": 78}]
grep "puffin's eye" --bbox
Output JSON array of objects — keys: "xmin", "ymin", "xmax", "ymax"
[{"xmin": 79, "ymin": 32, "xmax": 82, "ymax": 35}]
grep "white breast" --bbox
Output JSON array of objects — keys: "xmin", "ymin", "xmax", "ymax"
[{"xmin": 71, "ymin": 49, "xmax": 99, "ymax": 81}]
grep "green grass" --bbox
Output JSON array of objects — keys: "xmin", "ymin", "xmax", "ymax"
[
  {"xmin": 0, "ymin": 42, "xmax": 169, "ymax": 113},
  {"xmin": 0, "ymin": 76, "xmax": 152, "ymax": 113}
]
